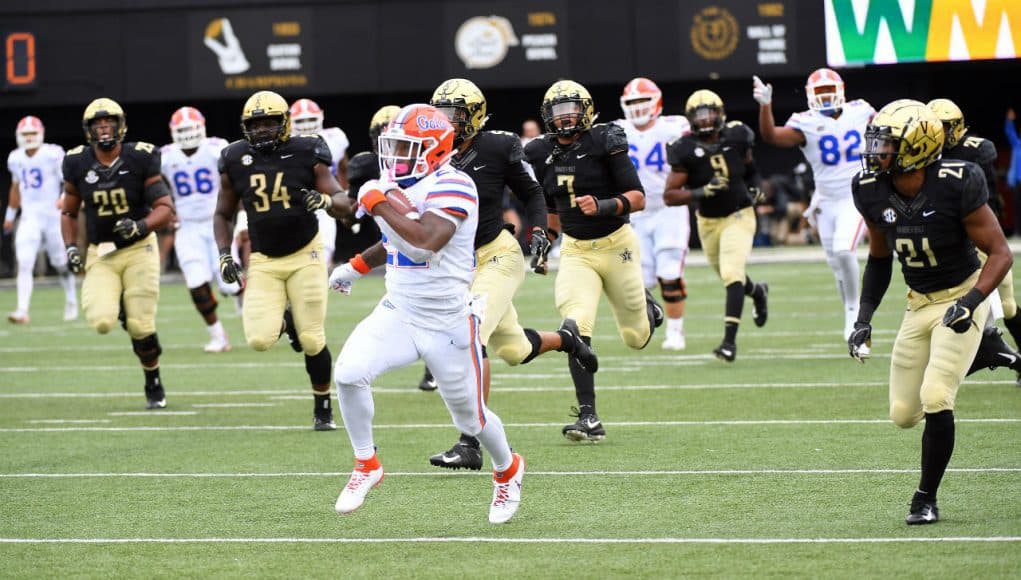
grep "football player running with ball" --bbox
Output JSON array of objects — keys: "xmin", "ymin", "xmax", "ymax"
[
  {"xmin": 753, "ymin": 69, "xmax": 874, "ymax": 340},
  {"xmin": 848, "ymin": 100, "xmax": 1012, "ymax": 525},
  {"xmin": 331, "ymin": 104, "xmax": 525, "ymax": 524},
  {"xmin": 525, "ymin": 80, "xmax": 663, "ymax": 442},
  {"xmin": 61, "ymin": 98, "xmax": 176, "ymax": 409},
  {"xmin": 664, "ymin": 90, "xmax": 769, "ymax": 363},
  {"xmin": 214, "ymin": 91, "xmax": 351, "ymax": 431}
]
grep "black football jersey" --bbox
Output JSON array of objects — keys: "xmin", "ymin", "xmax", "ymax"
[
  {"xmin": 525, "ymin": 123, "xmax": 644, "ymax": 240},
  {"xmin": 346, "ymin": 150, "xmax": 379, "ymax": 200},
  {"xmin": 219, "ymin": 135, "xmax": 331, "ymax": 257},
  {"xmin": 852, "ymin": 159, "xmax": 987, "ymax": 293},
  {"xmin": 942, "ymin": 134, "xmax": 998, "ymax": 205},
  {"xmin": 451, "ymin": 130, "xmax": 546, "ymax": 248},
  {"xmin": 666, "ymin": 121, "xmax": 755, "ymax": 218},
  {"xmin": 62, "ymin": 142, "xmax": 163, "ymax": 247}
]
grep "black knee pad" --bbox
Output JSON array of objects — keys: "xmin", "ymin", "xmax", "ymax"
[
  {"xmin": 519, "ymin": 328, "xmax": 543, "ymax": 365},
  {"xmin": 305, "ymin": 346, "xmax": 332, "ymax": 385},
  {"xmin": 189, "ymin": 283, "xmax": 218, "ymax": 317},
  {"xmin": 659, "ymin": 277, "xmax": 686, "ymax": 303},
  {"xmin": 131, "ymin": 333, "xmax": 162, "ymax": 366}
]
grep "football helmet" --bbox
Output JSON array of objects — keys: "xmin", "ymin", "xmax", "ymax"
[
  {"xmin": 541, "ymin": 80, "xmax": 597, "ymax": 138},
  {"xmin": 368, "ymin": 105, "xmax": 400, "ymax": 153},
  {"xmin": 863, "ymin": 99, "xmax": 944, "ymax": 174},
  {"xmin": 685, "ymin": 90, "xmax": 725, "ymax": 137},
  {"xmin": 169, "ymin": 106, "xmax": 207, "ymax": 151},
  {"xmin": 241, "ymin": 91, "xmax": 291, "ymax": 152},
  {"xmin": 82, "ymin": 98, "xmax": 127, "ymax": 151},
  {"xmin": 926, "ymin": 98, "xmax": 966, "ymax": 148},
  {"xmin": 620, "ymin": 77, "xmax": 663, "ymax": 126},
  {"xmin": 15, "ymin": 116, "xmax": 44, "ymax": 150},
  {"xmin": 806, "ymin": 68, "xmax": 845, "ymax": 115},
  {"xmin": 430, "ymin": 78, "xmax": 490, "ymax": 147},
  {"xmin": 289, "ymin": 98, "xmax": 324, "ymax": 135},
  {"xmin": 378, "ymin": 103, "xmax": 455, "ymax": 187}
]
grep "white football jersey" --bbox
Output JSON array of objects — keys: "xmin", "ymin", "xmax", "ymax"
[
  {"xmin": 7, "ymin": 144, "xmax": 64, "ymax": 220},
  {"xmin": 320, "ymin": 127, "xmax": 349, "ymax": 175},
  {"xmin": 785, "ymin": 99, "xmax": 875, "ymax": 201},
  {"xmin": 613, "ymin": 115, "xmax": 690, "ymax": 214},
  {"xmin": 160, "ymin": 137, "xmax": 228, "ymax": 222},
  {"xmin": 376, "ymin": 164, "xmax": 478, "ymax": 330}
]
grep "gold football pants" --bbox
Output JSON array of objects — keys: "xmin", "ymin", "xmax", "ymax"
[
  {"xmin": 978, "ymin": 250, "xmax": 1017, "ymax": 319},
  {"xmin": 696, "ymin": 206, "xmax": 757, "ymax": 286},
  {"xmin": 555, "ymin": 224, "xmax": 650, "ymax": 349},
  {"xmin": 889, "ymin": 271, "xmax": 988, "ymax": 428},
  {"xmin": 472, "ymin": 229, "xmax": 531, "ymax": 365},
  {"xmin": 243, "ymin": 234, "xmax": 328, "ymax": 354},
  {"xmin": 82, "ymin": 232, "xmax": 160, "ymax": 339}
]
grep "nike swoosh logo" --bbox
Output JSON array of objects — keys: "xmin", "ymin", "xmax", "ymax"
[
  {"xmin": 922, "ymin": 210, "xmax": 935, "ymax": 217},
  {"xmin": 473, "ymin": 164, "xmax": 486, "ymax": 171},
  {"xmin": 281, "ymin": 154, "xmax": 294, "ymax": 159},
  {"xmin": 584, "ymin": 419, "xmax": 601, "ymax": 429},
  {"xmin": 722, "ymin": 146, "xmax": 732, "ymax": 151},
  {"xmin": 441, "ymin": 454, "xmax": 462, "ymax": 463},
  {"xmin": 998, "ymin": 353, "xmax": 1017, "ymax": 364},
  {"xmin": 576, "ymin": 153, "xmax": 588, "ymax": 159},
  {"xmin": 118, "ymin": 170, "xmax": 130, "ymax": 174}
]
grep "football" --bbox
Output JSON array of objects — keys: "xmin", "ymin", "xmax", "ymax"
[{"xmin": 384, "ymin": 189, "xmax": 420, "ymax": 220}]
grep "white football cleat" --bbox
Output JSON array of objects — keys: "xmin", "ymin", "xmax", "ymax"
[
  {"xmin": 662, "ymin": 333, "xmax": 686, "ymax": 351},
  {"xmin": 63, "ymin": 303, "xmax": 79, "ymax": 322},
  {"xmin": 489, "ymin": 452, "xmax": 524, "ymax": 524},
  {"xmin": 335, "ymin": 456, "xmax": 384, "ymax": 514},
  {"xmin": 7, "ymin": 310, "xmax": 29, "ymax": 324},
  {"xmin": 203, "ymin": 332, "xmax": 232, "ymax": 353}
]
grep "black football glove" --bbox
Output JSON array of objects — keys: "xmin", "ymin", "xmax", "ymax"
[
  {"xmin": 112, "ymin": 218, "xmax": 148, "ymax": 242},
  {"xmin": 529, "ymin": 228, "xmax": 553, "ymax": 274},
  {"xmin": 66, "ymin": 245, "xmax": 83, "ymax": 274},
  {"xmin": 748, "ymin": 186, "xmax": 767, "ymax": 206},
  {"xmin": 301, "ymin": 188, "xmax": 332, "ymax": 212},
  {"xmin": 847, "ymin": 321, "xmax": 872, "ymax": 363},
  {"xmin": 692, "ymin": 175, "xmax": 728, "ymax": 200},
  {"xmin": 942, "ymin": 289, "xmax": 984, "ymax": 333},
  {"xmin": 218, "ymin": 249, "xmax": 243, "ymax": 285}
]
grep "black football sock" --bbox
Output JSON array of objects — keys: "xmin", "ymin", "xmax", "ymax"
[
  {"xmin": 313, "ymin": 393, "xmax": 332, "ymax": 414},
  {"xmin": 724, "ymin": 281, "xmax": 744, "ymax": 343},
  {"xmin": 570, "ymin": 336, "xmax": 596, "ymax": 413},
  {"xmin": 918, "ymin": 410, "xmax": 955, "ymax": 499},
  {"xmin": 144, "ymin": 367, "xmax": 161, "ymax": 388}
]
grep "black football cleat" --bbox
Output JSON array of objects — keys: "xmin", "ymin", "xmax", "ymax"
[
  {"xmin": 906, "ymin": 499, "xmax": 939, "ymax": 525},
  {"xmin": 429, "ymin": 438, "xmax": 483, "ymax": 470},
  {"xmin": 713, "ymin": 341, "xmax": 737, "ymax": 363},
  {"xmin": 313, "ymin": 408, "xmax": 337, "ymax": 431},
  {"xmin": 752, "ymin": 282, "xmax": 769, "ymax": 327},
  {"xmin": 144, "ymin": 383, "xmax": 166, "ymax": 410},
  {"xmin": 645, "ymin": 289, "xmax": 665, "ymax": 329},
  {"xmin": 559, "ymin": 318, "xmax": 598, "ymax": 373},
  {"xmin": 418, "ymin": 367, "xmax": 438, "ymax": 392},
  {"xmin": 562, "ymin": 407, "xmax": 606, "ymax": 442},
  {"xmin": 281, "ymin": 307, "xmax": 303, "ymax": 353},
  {"xmin": 967, "ymin": 326, "xmax": 1021, "ymax": 376}
]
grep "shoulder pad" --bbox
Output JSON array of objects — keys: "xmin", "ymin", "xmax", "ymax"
[
  {"xmin": 66, "ymin": 145, "xmax": 85, "ymax": 156},
  {"xmin": 132, "ymin": 142, "xmax": 158, "ymax": 155},
  {"xmin": 723, "ymin": 122, "xmax": 754, "ymax": 146},
  {"xmin": 524, "ymin": 135, "xmax": 553, "ymax": 163},
  {"xmin": 598, "ymin": 122, "xmax": 629, "ymax": 153}
]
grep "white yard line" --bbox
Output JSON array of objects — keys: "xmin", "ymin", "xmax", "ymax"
[
  {"xmin": 0, "ymin": 536, "xmax": 1017, "ymax": 544},
  {"xmin": 1, "ymin": 467, "xmax": 1017, "ymax": 478},
  {"xmin": 0, "ymin": 418, "xmax": 1017, "ymax": 433},
  {"xmin": 106, "ymin": 411, "xmax": 198, "ymax": 416}
]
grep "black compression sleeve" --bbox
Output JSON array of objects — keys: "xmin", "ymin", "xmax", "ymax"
[{"xmin": 858, "ymin": 254, "xmax": 893, "ymax": 323}]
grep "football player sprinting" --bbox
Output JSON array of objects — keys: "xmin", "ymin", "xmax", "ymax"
[
  {"xmin": 161, "ymin": 106, "xmax": 238, "ymax": 353},
  {"xmin": 214, "ymin": 91, "xmax": 351, "ymax": 431},
  {"xmin": 289, "ymin": 98, "xmax": 351, "ymax": 268},
  {"xmin": 5, "ymin": 116, "xmax": 77, "ymax": 324},
  {"xmin": 613, "ymin": 77, "xmax": 692, "ymax": 350},
  {"xmin": 525, "ymin": 80, "xmax": 663, "ymax": 442},
  {"xmin": 754, "ymin": 69, "xmax": 874, "ymax": 340},
  {"xmin": 61, "ymin": 98, "xmax": 176, "ymax": 409},
  {"xmin": 927, "ymin": 99, "xmax": 1021, "ymax": 359},
  {"xmin": 848, "ymin": 100, "xmax": 1013, "ymax": 525},
  {"xmin": 330, "ymin": 104, "xmax": 524, "ymax": 524},
  {"xmin": 664, "ymin": 90, "xmax": 769, "ymax": 363},
  {"xmin": 407, "ymin": 78, "xmax": 594, "ymax": 468}
]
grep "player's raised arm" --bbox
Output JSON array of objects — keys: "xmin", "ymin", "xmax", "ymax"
[{"xmin": 753, "ymin": 75, "xmax": 805, "ymax": 148}]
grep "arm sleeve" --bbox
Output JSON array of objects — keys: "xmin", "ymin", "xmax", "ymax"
[
  {"xmin": 858, "ymin": 254, "xmax": 893, "ymax": 323},
  {"xmin": 504, "ymin": 138, "xmax": 548, "ymax": 228}
]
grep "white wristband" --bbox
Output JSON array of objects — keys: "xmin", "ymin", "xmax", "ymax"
[{"xmin": 4, "ymin": 207, "xmax": 16, "ymax": 222}]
